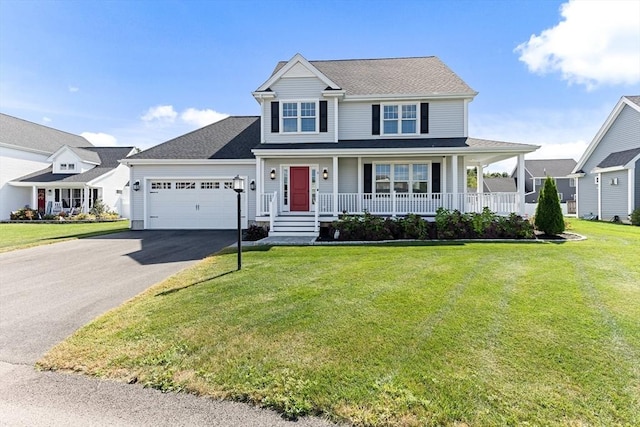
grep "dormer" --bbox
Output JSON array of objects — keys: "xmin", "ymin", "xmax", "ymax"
[
  {"xmin": 48, "ymin": 145, "xmax": 101, "ymax": 174},
  {"xmin": 253, "ymin": 54, "xmax": 345, "ymax": 144}
]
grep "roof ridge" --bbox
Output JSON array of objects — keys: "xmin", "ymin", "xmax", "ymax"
[{"xmin": 308, "ymin": 56, "xmax": 437, "ymax": 63}]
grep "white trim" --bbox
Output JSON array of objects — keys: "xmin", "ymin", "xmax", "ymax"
[
  {"xmin": 332, "ymin": 156, "xmax": 338, "ymax": 215},
  {"xmin": 333, "ymin": 97, "xmax": 339, "ymax": 143},
  {"xmin": 442, "ymin": 156, "xmax": 447, "ymax": 193},
  {"xmin": 357, "ymin": 157, "xmax": 362, "ymax": 212},
  {"xmin": 477, "ymin": 164, "xmax": 483, "ymax": 193},
  {"xmin": 573, "ymin": 96, "xmax": 640, "ymax": 173},
  {"xmin": 629, "ymin": 168, "xmax": 635, "ymax": 216},
  {"xmin": 322, "ymin": 90, "xmax": 346, "ymax": 98},
  {"xmin": 371, "ymin": 161, "xmax": 433, "ymax": 195},
  {"xmin": 254, "ymin": 53, "xmax": 341, "ymax": 93},
  {"xmin": 592, "ymin": 165, "xmax": 625, "ymax": 174},
  {"xmin": 597, "ymin": 172, "xmax": 602, "ymax": 220},
  {"xmin": 255, "ymin": 156, "xmax": 262, "ymax": 217},
  {"xmin": 452, "ymin": 155, "xmax": 458, "ymax": 209}
]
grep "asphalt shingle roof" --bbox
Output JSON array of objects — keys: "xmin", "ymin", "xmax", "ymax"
[
  {"xmin": 268, "ymin": 56, "xmax": 476, "ymax": 96},
  {"xmin": 256, "ymin": 137, "xmax": 537, "ymax": 151},
  {"xmin": 597, "ymin": 147, "xmax": 640, "ymax": 168},
  {"xmin": 129, "ymin": 116, "xmax": 260, "ymax": 160},
  {"xmin": 525, "ymin": 159, "xmax": 577, "ymax": 178},
  {"xmin": 625, "ymin": 95, "xmax": 640, "ymax": 107},
  {"xmin": 16, "ymin": 146, "xmax": 134, "ymax": 184},
  {"xmin": 483, "ymin": 177, "xmax": 517, "ymax": 192},
  {"xmin": 0, "ymin": 113, "xmax": 91, "ymax": 153}
]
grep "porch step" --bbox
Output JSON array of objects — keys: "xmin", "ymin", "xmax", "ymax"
[{"xmin": 270, "ymin": 214, "xmax": 318, "ymax": 237}]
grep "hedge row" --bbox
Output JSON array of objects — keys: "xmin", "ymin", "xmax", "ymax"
[{"xmin": 331, "ymin": 208, "xmax": 534, "ymax": 241}]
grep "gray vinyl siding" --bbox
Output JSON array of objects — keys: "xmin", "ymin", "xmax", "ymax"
[
  {"xmin": 263, "ymin": 77, "xmax": 335, "ymax": 144},
  {"xmin": 129, "ymin": 163, "xmax": 257, "ymax": 228},
  {"xmin": 600, "ymin": 170, "xmax": 628, "ymax": 220},
  {"xmin": 577, "ymin": 105, "xmax": 640, "ymax": 217},
  {"xmin": 527, "ymin": 177, "xmax": 575, "ymax": 203},
  {"xmin": 338, "ymin": 158, "xmax": 357, "ymax": 193},
  {"xmin": 338, "ymin": 99, "xmax": 465, "ymax": 140}
]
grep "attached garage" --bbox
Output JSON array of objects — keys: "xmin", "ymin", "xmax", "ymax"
[{"xmin": 146, "ymin": 178, "xmax": 247, "ymax": 229}]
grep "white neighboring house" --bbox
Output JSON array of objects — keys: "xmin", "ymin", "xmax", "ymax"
[
  {"xmin": 122, "ymin": 53, "xmax": 539, "ymax": 235},
  {"xmin": 570, "ymin": 96, "xmax": 640, "ymax": 221},
  {"xmin": 0, "ymin": 113, "xmax": 134, "ymax": 219}
]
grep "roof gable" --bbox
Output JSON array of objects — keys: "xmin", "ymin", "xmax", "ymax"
[
  {"xmin": 483, "ymin": 177, "xmax": 517, "ymax": 192},
  {"xmin": 47, "ymin": 145, "xmax": 101, "ymax": 164},
  {"xmin": 573, "ymin": 95, "xmax": 640, "ymax": 173},
  {"xmin": 0, "ymin": 113, "xmax": 92, "ymax": 154},
  {"xmin": 255, "ymin": 53, "xmax": 341, "ymax": 93}
]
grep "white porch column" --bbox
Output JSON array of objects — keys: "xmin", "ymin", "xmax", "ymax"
[
  {"xmin": 517, "ymin": 153, "xmax": 525, "ymax": 216},
  {"xmin": 628, "ymin": 168, "xmax": 634, "ymax": 217},
  {"xmin": 357, "ymin": 157, "xmax": 362, "ymax": 213},
  {"xmin": 83, "ymin": 186, "xmax": 89, "ymax": 213},
  {"xmin": 255, "ymin": 156, "xmax": 262, "ymax": 216},
  {"xmin": 333, "ymin": 156, "xmax": 338, "ymax": 215},
  {"xmin": 30, "ymin": 186, "xmax": 37, "ymax": 210},
  {"xmin": 452, "ymin": 155, "xmax": 458, "ymax": 210},
  {"xmin": 477, "ymin": 164, "xmax": 484, "ymax": 193},
  {"xmin": 442, "ymin": 156, "xmax": 447, "ymax": 193}
]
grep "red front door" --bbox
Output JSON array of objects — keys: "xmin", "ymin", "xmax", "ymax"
[
  {"xmin": 290, "ymin": 167, "xmax": 309, "ymax": 211},
  {"xmin": 37, "ymin": 188, "xmax": 46, "ymax": 215}
]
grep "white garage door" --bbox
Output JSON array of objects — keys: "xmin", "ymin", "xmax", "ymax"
[{"xmin": 146, "ymin": 179, "xmax": 247, "ymax": 229}]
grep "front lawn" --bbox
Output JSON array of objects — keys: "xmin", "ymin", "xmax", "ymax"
[
  {"xmin": 39, "ymin": 220, "xmax": 640, "ymax": 426},
  {"xmin": 0, "ymin": 221, "xmax": 129, "ymax": 253}
]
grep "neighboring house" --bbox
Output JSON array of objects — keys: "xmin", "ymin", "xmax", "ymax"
[
  {"xmin": 571, "ymin": 96, "xmax": 640, "ymax": 221},
  {"xmin": 0, "ymin": 113, "xmax": 134, "ymax": 218},
  {"xmin": 511, "ymin": 158, "xmax": 577, "ymax": 215},
  {"xmin": 122, "ymin": 54, "xmax": 539, "ymax": 235},
  {"xmin": 483, "ymin": 177, "xmax": 516, "ymax": 193}
]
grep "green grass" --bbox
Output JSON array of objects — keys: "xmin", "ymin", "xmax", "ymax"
[
  {"xmin": 0, "ymin": 221, "xmax": 129, "ymax": 252},
  {"xmin": 39, "ymin": 220, "xmax": 640, "ymax": 426}
]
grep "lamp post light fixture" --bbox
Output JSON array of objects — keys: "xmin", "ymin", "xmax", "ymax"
[
  {"xmin": 322, "ymin": 168, "xmax": 329, "ymax": 180},
  {"xmin": 133, "ymin": 180, "xmax": 141, "ymax": 191},
  {"xmin": 270, "ymin": 168, "xmax": 276, "ymax": 180},
  {"xmin": 232, "ymin": 175, "xmax": 244, "ymax": 270}
]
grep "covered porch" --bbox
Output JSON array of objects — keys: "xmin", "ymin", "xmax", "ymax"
[{"xmin": 252, "ymin": 141, "xmax": 534, "ymax": 235}]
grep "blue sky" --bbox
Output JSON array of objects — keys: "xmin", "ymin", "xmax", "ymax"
[{"xmin": 1, "ymin": 0, "xmax": 639, "ymax": 171}]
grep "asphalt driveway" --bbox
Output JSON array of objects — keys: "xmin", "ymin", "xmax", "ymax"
[{"xmin": 0, "ymin": 230, "xmax": 334, "ymax": 426}]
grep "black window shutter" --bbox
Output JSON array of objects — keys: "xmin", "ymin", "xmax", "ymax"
[
  {"xmin": 432, "ymin": 162, "xmax": 441, "ymax": 193},
  {"xmin": 420, "ymin": 103, "xmax": 429, "ymax": 134},
  {"xmin": 364, "ymin": 164, "xmax": 372, "ymax": 193},
  {"xmin": 372, "ymin": 105, "xmax": 380, "ymax": 135},
  {"xmin": 319, "ymin": 100, "xmax": 328, "ymax": 133},
  {"xmin": 271, "ymin": 101, "xmax": 279, "ymax": 133}
]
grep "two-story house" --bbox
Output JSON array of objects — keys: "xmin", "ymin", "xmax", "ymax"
[
  {"xmin": 123, "ymin": 54, "xmax": 539, "ymax": 235},
  {"xmin": 571, "ymin": 96, "xmax": 640, "ymax": 221},
  {"xmin": 511, "ymin": 158, "xmax": 577, "ymax": 215},
  {"xmin": 1, "ymin": 113, "xmax": 134, "ymax": 219}
]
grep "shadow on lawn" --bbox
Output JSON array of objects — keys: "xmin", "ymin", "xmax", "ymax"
[{"xmin": 155, "ymin": 270, "xmax": 236, "ymax": 296}]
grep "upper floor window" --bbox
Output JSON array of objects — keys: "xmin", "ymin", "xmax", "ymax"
[
  {"xmin": 282, "ymin": 101, "xmax": 316, "ymax": 133},
  {"xmin": 383, "ymin": 104, "xmax": 417, "ymax": 135},
  {"xmin": 60, "ymin": 163, "xmax": 67, "ymax": 171},
  {"xmin": 569, "ymin": 178, "xmax": 576, "ymax": 187}
]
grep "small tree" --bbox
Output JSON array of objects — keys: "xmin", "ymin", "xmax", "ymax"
[{"xmin": 534, "ymin": 176, "xmax": 565, "ymax": 235}]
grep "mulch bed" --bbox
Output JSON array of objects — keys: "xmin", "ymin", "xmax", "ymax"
[{"xmin": 534, "ymin": 231, "xmax": 584, "ymax": 241}]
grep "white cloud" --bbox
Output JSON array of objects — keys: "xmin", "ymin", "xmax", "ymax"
[
  {"xmin": 141, "ymin": 105, "xmax": 178, "ymax": 123},
  {"xmin": 42, "ymin": 117, "xmax": 52, "ymax": 123},
  {"xmin": 68, "ymin": 86, "xmax": 79, "ymax": 93},
  {"xmin": 515, "ymin": 0, "xmax": 640, "ymax": 89},
  {"xmin": 180, "ymin": 108, "xmax": 229, "ymax": 127},
  {"xmin": 81, "ymin": 132, "xmax": 118, "ymax": 147},
  {"xmin": 469, "ymin": 106, "xmax": 609, "ymax": 172}
]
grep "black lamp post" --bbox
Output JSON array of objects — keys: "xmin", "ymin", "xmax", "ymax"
[{"xmin": 232, "ymin": 175, "xmax": 244, "ymax": 270}]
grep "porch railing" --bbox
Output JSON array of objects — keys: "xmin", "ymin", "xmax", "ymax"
[{"xmin": 258, "ymin": 192, "xmax": 519, "ymax": 217}]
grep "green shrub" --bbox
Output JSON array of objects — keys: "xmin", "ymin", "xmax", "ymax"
[
  {"xmin": 244, "ymin": 224, "xmax": 268, "ymax": 241},
  {"xmin": 631, "ymin": 208, "xmax": 640, "ymax": 226},
  {"xmin": 534, "ymin": 176, "xmax": 565, "ymax": 235},
  {"xmin": 71, "ymin": 212, "xmax": 97, "ymax": 221},
  {"xmin": 10, "ymin": 207, "xmax": 39, "ymax": 220}
]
